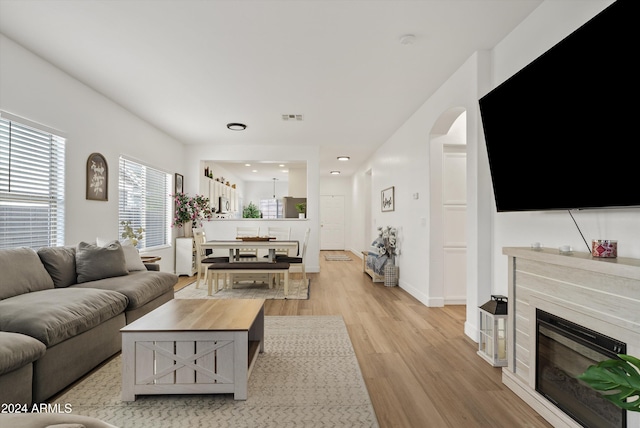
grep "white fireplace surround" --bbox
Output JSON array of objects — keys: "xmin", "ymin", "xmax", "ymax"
[{"xmin": 501, "ymin": 247, "xmax": 640, "ymax": 428}]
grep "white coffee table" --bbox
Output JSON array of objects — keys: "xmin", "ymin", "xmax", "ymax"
[{"xmin": 121, "ymin": 299, "xmax": 265, "ymax": 401}]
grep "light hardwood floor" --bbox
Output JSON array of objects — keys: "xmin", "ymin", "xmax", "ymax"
[{"xmin": 175, "ymin": 251, "xmax": 552, "ymax": 428}]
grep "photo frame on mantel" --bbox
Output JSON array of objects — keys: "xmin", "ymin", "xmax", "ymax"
[
  {"xmin": 86, "ymin": 152, "xmax": 108, "ymax": 201},
  {"xmin": 381, "ymin": 186, "xmax": 394, "ymax": 212}
]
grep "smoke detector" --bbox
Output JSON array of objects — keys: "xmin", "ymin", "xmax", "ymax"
[
  {"xmin": 282, "ymin": 114, "xmax": 304, "ymax": 121},
  {"xmin": 399, "ymin": 34, "xmax": 416, "ymax": 45}
]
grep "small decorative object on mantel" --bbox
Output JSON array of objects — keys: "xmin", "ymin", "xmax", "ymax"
[
  {"xmin": 171, "ymin": 192, "xmax": 213, "ymax": 237},
  {"xmin": 86, "ymin": 152, "xmax": 108, "ymax": 201},
  {"xmin": 381, "ymin": 186, "xmax": 394, "ymax": 212},
  {"xmin": 592, "ymin": 239, "xmax": 617, "ymax": 258},
  {"xmin": 478, "ymin": 295, "xmax": 508, "ymax": 367}
]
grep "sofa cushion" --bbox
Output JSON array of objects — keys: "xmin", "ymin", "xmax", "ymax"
[
  {"xmin": 0, "ymin": 288, "xmax": 128, "ymax": 347},
  {"xmin": 75, "ymin": 241, "xmax": 128, "ymax": 283},
  {"xmin": 0, "ymin": 248, "xmax": 54, "ymax": 300},
  {"xmin": 121, "ymin": 244, "xmax": 147, "ymax": 272},
  {"xmin": 71, "ymin": 270, "xmax": 176, "ymax": 310},
  {"xmin": 37, "ymin": 246, "xmax": 77, "ymax": 288},
  {"xmin": 0, "ymin": 332, "xmax": 47, "ymax": 376}
]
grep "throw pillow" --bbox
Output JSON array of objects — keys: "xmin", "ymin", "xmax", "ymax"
[
  {"xmin": 0, "ymin": 248, "xmax": 54, "ymax": 300},
  {"xmin": 37, "ymin": 246, "xmax": 77, "ymax": 288},
  {"xmin": 75, "ymin": 241, "xmax": 128, "ymax": 283},
  {"xmin": 121, "ymin": 244, "xmax": 147, "ymax": 272}
]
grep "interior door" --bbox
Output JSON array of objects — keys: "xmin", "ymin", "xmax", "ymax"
[
  {"xmin": 320, "ymin": 195, "xmax": 345, "ymax": 250},
  {"xmin": 442, "ymin": 147, "xmax": 467, "ymax": 304}
]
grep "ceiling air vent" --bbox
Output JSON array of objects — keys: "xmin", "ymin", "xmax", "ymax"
[{"xmin": 282, "ymin": 114, "xmax": 304, "ymax": 121}]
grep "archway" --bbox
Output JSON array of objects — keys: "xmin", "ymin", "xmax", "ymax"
[{"xmin": 428, "ymin": 108, "xmax": 467, "ymax": 306}]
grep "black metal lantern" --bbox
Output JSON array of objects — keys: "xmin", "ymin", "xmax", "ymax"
[{"xmin": 478, "ymin": 295, "xmax": 508, "ymax": 367}]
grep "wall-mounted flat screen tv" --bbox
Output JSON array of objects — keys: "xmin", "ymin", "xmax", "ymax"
[{"xmin": 479, "ymin": 0, "xmax": 636, "ymax": 212}]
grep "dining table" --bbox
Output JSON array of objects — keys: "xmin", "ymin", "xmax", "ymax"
[{"xmin": 202, "ymin": 239, "xmax": 299, "ymax": 263}]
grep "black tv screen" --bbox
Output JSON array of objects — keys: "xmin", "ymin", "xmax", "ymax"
[{"xmin": 479, "ymin": 0, "xmax": 637, "ymax": 212}]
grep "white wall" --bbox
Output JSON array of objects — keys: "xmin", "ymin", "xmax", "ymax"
[
  {"xmin": 486, "ymin": 0, "xmax": 640, "ymax": 294},
  {"xmin": 0, "ymin": 35, "xmax": 185, "ymax": 272},
  {"xmin": 349, "ymin": 0, "xmax": 632, "ymax": 341},
  {"xmin": 350, "ymin": 50, "xmax": 491, "ymax": 339}
]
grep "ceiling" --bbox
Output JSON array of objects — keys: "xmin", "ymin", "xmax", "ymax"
[{"xmin": 0, "ymin": 0, "xmax": 542, "ymax": 180}]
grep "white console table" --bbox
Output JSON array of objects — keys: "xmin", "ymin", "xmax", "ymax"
[
  {"xmin": 501, "ymin": 247, "xmax": 640, "ymax": 428},
  {"xmin": 175, "ymin": 237, "xmax": 196, "ymax": 276}
]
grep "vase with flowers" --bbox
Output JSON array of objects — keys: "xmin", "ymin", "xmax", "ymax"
[
  {"xmin": 172, "ymin": 192, "xmax": 213, "ymax": 237},
  {"xmin": 376, "ymin": 226, "xmax": 399, "ymax": 286}
]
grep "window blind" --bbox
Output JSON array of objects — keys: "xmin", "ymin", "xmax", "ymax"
[
  {"xmin": 118, "ymin": 156, "xmax": 171, "ymax": 250},
  {"xmin": 0, "ymin": 118, "xmax": 66, "ymax": 250}
]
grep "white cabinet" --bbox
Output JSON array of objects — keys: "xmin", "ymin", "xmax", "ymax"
[
  {"xmin": 175, "ymin": 237, "xmax": 196, "ymax": 276},
  {"xmin": 199, "ymin": 177, "xmax": 238, "ymax": 215}
]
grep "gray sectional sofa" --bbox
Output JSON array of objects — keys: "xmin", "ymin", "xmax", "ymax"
[{"xmin": 0, "ymin": 242, "xmax": 177, "ymax": 406}]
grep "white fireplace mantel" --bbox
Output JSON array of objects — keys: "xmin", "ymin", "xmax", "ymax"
[{"xmin": 501, "ymin": 247, "xmax": 640, "ymax": 428}]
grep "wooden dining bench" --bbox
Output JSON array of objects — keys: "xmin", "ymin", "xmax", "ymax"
[{"xmin": 206, "ymin": 262, "xmax": 291, "ymax": 296}]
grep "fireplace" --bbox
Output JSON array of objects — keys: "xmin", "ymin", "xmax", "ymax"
[{"xmin": 536, "ymin": 309, "xmax": 626, "ymax": 428}]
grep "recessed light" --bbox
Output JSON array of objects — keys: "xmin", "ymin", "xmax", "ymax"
[
  {"xmin": 227, "ymin": 123, "xmax": 247, "ymax": 131},
  {"xmin": 337, "ymin": 156, "xmax": 350, "ymax": 161},
  {"xmin": 245, "ymin": 163, "xmax": 251, "ymax": 167},
  {"xmin": 252, "ymin": 170, "xmax": 258, "ymax": 173},
  {"xmin": 330, "ymin": 171, "xmax": 341, "ymax": 175}
]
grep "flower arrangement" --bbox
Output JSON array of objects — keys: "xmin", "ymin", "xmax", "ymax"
[
  {"xmin": 376, "ymin": 226, "xmax": 398, "ymax": 258},
  {"xmin": 120, "ymin": 220, "xmax": 144, "ymax": 247},
  {"xmin": 172, "ymin": 193, "xmax": 213, "ymax": 228}
]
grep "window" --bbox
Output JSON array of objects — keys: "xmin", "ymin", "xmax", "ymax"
[
  {"xmin": 0, "ymin": 117, "xmax": 65, "ymax": 250},
  {"xmin": 259, "ymin": 198, "xmax": 282, "ymax": 219},
  {"xmin": 118, "ymin": 156, "xmax": 171, "ymax": 250}
]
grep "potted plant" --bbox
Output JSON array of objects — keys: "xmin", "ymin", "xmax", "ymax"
[
  {"xmin": 243, "ymin": 201, "xmax": 261, "ymax": 218},
  {"xmin": 578, "ymin": 354, "xmax": 640, "ymax": 412},
  {"xmin": 120, "ymin": 220, "xmax": 144, "ymax": 247},
  {"xmin": 172, "ymin": 192, "xmax": 213, "ymax": 236},
  {"xmin": 295, "ymin": 202, "xmax": 306, "ymax": 218}
]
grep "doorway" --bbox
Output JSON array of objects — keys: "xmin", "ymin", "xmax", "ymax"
[{"xmin": 429, "ymin": 109, "xmax": 467, "ymax": 306}]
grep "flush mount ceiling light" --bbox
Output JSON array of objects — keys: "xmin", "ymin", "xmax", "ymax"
[
  {"xmin": 330, "ymin": 170, "xmax": 341, "ymax": 175},
  {"xmin": 399, "ymin": 34, "xmax": 416, "ymax": 45},
  {"xmin": 226, "ymin": 123, "xmax": 247, "ymax": 131},
  {"xmin": 337, "ymin": 156, "xmax": 350, "ymax": 161}
]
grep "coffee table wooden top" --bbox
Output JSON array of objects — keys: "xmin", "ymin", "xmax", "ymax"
[{"xmin": 121, "ymin": 299, "xmax": 265, "ymax": 332}]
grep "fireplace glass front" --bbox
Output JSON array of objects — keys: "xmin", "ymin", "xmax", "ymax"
[{"xmin": 536, "ymin": 309, "xmax": 626, "ymax": 428}]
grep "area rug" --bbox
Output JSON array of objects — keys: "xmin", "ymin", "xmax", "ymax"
[
  {"xmin": 324, "ymin": 254, "xmax": 352, "ymax": 261},
  {"xmin": 52, "ymin": 316, "xmax": 378, "ymax": 428},
  {"xmin": 175, "ymin": 277, "xmax": 310, "ymax": 300}
]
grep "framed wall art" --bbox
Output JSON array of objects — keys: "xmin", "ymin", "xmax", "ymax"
[
  {"xmin": 381, "ymin": 186, "xmax": 395, "ymax": 212},
  {"xmin": 175, "ymin": 173, "xmax": 184, "ymax": 194},
  {"xmin": 86, "ymin": 152, "xmax": 108, "ymax": 201}
]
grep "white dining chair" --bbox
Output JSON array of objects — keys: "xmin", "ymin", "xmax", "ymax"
[
  {"xmin": 275, "ymin": 228, "xmax": 309, "ymax": 283},
  {"xmin": 267, "ymin": 226, "xmax": 291, "ymax": 256},
  {"xmin": 193, "ymin": 228, "xmax": 228, "ymax": 289},
  {"xmin": 236, "ymin": 226, "xmax": 260, "ymax": 259}
]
